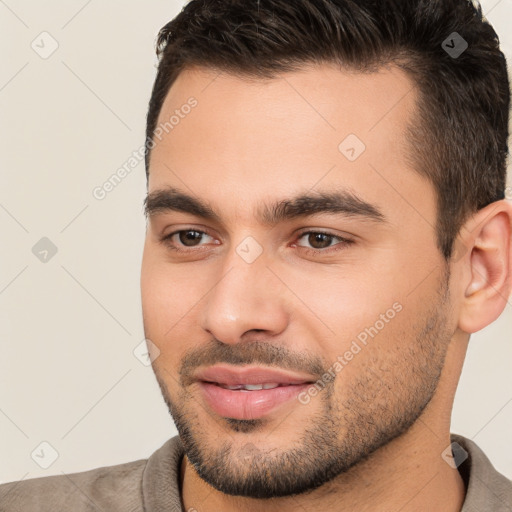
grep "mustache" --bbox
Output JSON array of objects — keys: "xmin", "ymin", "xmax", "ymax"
[{"xmin": 179, "ymin": 339, "xmax": 326, "ymax": 386}]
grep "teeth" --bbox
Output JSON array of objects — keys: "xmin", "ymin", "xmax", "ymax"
[
  {"xmin": 218, "ymin": 383, "xmax": 281, "ymax": 391},
  {"xmin": 244, "ymin": 384, "xmax": 264, "ymax": 390}
]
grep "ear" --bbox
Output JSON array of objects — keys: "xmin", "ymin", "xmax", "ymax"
[{"xmin": 457, "ymin": 199, "xmax": 512, "ymax": 334}]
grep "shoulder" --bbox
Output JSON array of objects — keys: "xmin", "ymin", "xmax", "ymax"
[
  {"xmin": 0, "ymin": 436, "xmax": 184, "ymax": 512},
  {"xmin": 0, "ymin": 454, "xmax": 147, "ymax": 512},
  {"xmin": 452, "ymin": 434, "xmax": 512, "ymax": 511}
]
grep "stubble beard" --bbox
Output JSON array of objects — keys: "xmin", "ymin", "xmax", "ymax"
[{"xmin": 151, "ymin": 271, "xmax": 453, "ymax": 499}]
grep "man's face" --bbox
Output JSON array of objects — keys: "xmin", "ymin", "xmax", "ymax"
[{"xmin": 141, "ymin": 64, "xmax": 456, "ymax": 497}]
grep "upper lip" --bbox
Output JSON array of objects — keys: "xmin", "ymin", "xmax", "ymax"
[{"xmin": 192, "ymin": 364, "xmax": 317, "ymax": 386}]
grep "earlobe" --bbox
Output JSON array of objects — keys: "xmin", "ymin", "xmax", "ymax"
[{"xmin": 457, "ymin": 200, "xmax": 512, "ymax": 334}]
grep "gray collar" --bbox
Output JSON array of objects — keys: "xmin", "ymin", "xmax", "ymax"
[{"xmin": 141, "ymin": 434, "xmax": 512, "ymax": 511}]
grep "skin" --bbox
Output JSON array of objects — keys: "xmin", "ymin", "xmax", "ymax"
[{"xmin": 140, "ymin": 63, "xmax": 512, "ymax": 511}]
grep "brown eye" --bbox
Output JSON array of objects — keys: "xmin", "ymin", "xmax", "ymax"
[
  {"xmin": 295, "ymin": 230, "xmax": 354, "ymax": 254},
  {"xmin": 161, "ymin": 229, "xmax": 215, "ymax": 252},
  {"xmin": 178, "ymin": 230, "xmax": 204, "ymax": 247},
  {"xmin": 306, "ymin": 233, "xmax": 334, "ymax": 249}
]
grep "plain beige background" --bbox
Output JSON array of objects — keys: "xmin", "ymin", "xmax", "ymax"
[{"xmin": 0, "ymin": 0, "xmax": 511, "ymax": 484}]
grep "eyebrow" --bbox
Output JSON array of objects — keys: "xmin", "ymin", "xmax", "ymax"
[{"xmin": 143, "ymin": 186, "xmax": 387, "ymax": 225}]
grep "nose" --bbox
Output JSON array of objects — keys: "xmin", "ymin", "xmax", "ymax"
[{"xmin": 199, "ymin": 247, "xmax": 289, "ymax": 345}]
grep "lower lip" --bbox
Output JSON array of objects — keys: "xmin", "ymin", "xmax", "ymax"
[{"xmin": 198, "ymin": 382, "xmax": 310, "ymax": 420}]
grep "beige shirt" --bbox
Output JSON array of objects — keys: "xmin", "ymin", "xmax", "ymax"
[{"xmin": 1, "ymin": 434, "xmax": 511, "ymax": 511}]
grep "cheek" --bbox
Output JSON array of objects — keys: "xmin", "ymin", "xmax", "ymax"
[
  {"xmin": 141, "ymin": 252, "xmax": 194, "ymax": 334},
  {"xmin": 141, "ymin": 260, "xmax": 168, "ymax": 334},
  {"xmin": 285, "ymin": 262, "xmax": 420, "ymax": 384},
  {"xmin": 141, "ymin": 249, "xmax": 210, "ymax": 372},
  {"xmin": 288, "ymin": 264, "xmax": 402, "ymax": 334}
]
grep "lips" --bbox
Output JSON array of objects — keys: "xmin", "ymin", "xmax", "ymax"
[{"xmin": 192, "ymin": 364, "xmax": 316, "ymax": 420}]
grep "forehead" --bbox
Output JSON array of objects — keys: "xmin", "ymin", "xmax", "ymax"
[{"xmin": 148, "ymin": 63, "xmax": 434, "ymax": 227}]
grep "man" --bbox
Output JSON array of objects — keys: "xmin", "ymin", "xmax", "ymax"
[{"xmin": 1, "ymin": 0, "xmax": 511, "ymax": 510}]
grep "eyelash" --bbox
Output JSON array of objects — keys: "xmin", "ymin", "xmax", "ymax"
[{"xmin": 160, "ymin": 229, "xmax": 354, "ymax": 256}]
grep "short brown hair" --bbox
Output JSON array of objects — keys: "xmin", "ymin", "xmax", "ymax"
[{"xmin": 145, "ymin": 0, "xmax": 510, "ymax": 259}]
